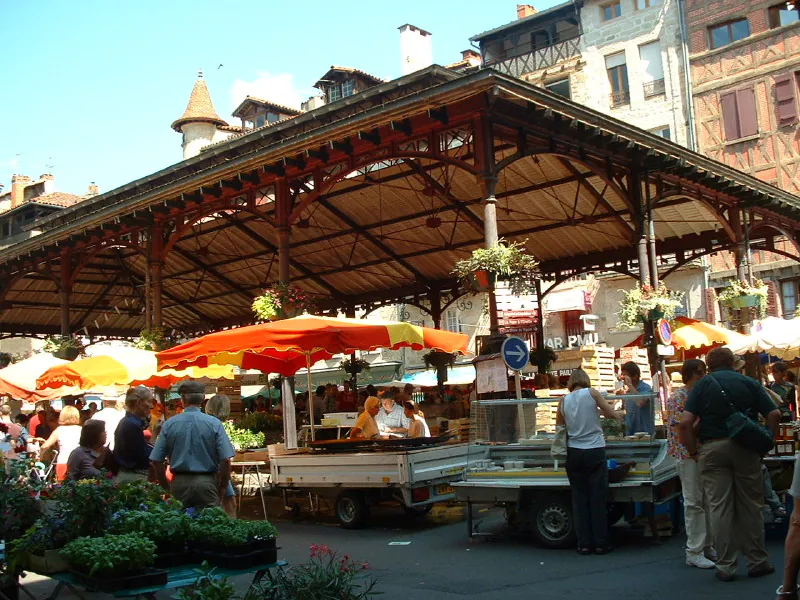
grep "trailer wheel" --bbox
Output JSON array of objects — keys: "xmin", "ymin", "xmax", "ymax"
[
  {"xmin": 531, "ymin": 495, "xmax": 576, "ymax": 549},
  {"xmin": 335, "ymin": 491, "xmax": 369, "ymax": 529}
]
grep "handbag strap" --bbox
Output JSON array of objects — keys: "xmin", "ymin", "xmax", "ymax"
[{"xmin": 705, "ymin": 374, "xmax": 739, "ymax": 416}]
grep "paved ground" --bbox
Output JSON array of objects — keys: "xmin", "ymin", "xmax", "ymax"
[{"xmin": 19, "ymin": 496, "xmax": 788, "ymax": 600}]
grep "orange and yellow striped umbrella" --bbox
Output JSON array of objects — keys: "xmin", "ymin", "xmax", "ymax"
[
  {"xmin": 156, "ymin": 315, "xmax": 470, "ymax": 375},
  {"xmin": 37, "ymin": 347, "xmax": 234, "ymax": 390}
]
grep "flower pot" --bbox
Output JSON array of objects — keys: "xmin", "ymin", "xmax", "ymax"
[
  {"xmin": 467, "ymin": 269, "xmax": 496, "ymax": 292},
  {"xmin": 53, "ymin": 347, "xmax": 80, "ymax": 361},
  {"xmin": 345, "ymin": 366, "xmax": 363, "ymax": 375},
  {"xmin": 728, "ymin": 294, "xmax": 760, "ymax": 309},
  {"xmin": 278, "ymin": 302, "xmax": 299, "ymax": 319},
  {"xmin": 646, "ymin": 308, "xmax": 665, "ymax": 322}
]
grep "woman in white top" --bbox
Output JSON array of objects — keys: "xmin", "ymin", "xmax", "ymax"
[
  {"xmin": 39, "ymin": 405, "xmax": 83, "ymax": 481},
  {"xmin": 403, "ymin": 401, "xmax": 430, "ymax": 438},
  {"xmin": 556, "ymin": 369, "xmax": 619, "ymax": 555}
]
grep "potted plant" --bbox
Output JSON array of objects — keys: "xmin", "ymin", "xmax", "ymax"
[
  {"xmin": 134, "ymin": 327, "xmax": 172, "ymax": 351},
  {"xmin": 252, "ymin": 284, "xmax": 313, "ymax": 321},
  {"xmin": 269, "ymin": 375, "xmax": 282, "ymax": 390},
  {"xmin": 222, "ymin": 421, "xmax": 266, "ymax": 452},
  {"xmin": 617, "ymin": 284, "xmax": 685, "ymax": 330},
  {"xmin": 452, "ymin": 239, "xmax": 540, "ymax": 295},
  {"xmin": 531, "ymin": 346, "xmax": 558, "ymax": 374},
  {"xmin": 340, "ymin": 357, "xmax": 371, "ymax": 375},
  {"xmin": 8, "ymin": 514, "xmax": 73, "ymax": 574},
  {"xmin": 717, "ymin": 279, "xmax": 768, "ymax": 318},
  {"xmin": 423, "ymin": 351, "xmax": 456, "ymax": 393},
  {"xmin": 175, "ymin": 562, "xmax": 237, "ymax": 600},
  {"xmin": 187, "ymin": 509, "xmax": 266, "ymax": 567},
  {"xmin": 60, "ymin": 534, "xmax": 166, "ymax": 592},
  {"xmin": 108, "ymin": 501, "xmax": 192, "ymax": 565},
  {"xmin": 43, "ymin": 335, "xmax": 81, "ymax": 360}
]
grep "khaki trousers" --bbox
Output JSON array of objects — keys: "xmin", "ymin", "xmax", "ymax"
[
  {"xmin": 116, "ymin": 470, "xmax": 148, "ymax": 485},
  {"xmin": 698, "ymin": 438, "xmax": 769, "ymax": 576},
  {"xmin": 677, "ymin": 458, "xmax": 713, "ymax": 556},
  {"xmin": 170, "ymin": 473, "xmax": 220, "ymax": 510}
]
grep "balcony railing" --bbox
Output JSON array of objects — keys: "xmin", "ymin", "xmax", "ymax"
[
  {"xmin": 485, "ymin": 36, "xmax": 581, "ymax": 79},
  {"xmin": 643, "ymin": 78, "xmax": 666, "ymax": 99},
  {"xmin": 609, "ymin": 89, "xmax": 631, "ymax": 108}
]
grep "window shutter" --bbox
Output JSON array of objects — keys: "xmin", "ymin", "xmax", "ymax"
[
  {"xmin": 736, "ymin": 87, "xmax": 758, "ymax": 137},
  {"xmin": 720, "ymin": 92, "xmax": 740, "ymax": 140},
  {"xmin": 775, "ymin": 74, "xmax": 798, "ymax": 126}
]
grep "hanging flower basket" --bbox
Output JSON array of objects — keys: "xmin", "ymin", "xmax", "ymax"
[
  {"xmin": 452, "ymin": 239, "xmax": 540, "ymax": 296},
  {"xmin": 43, "ymin": 335, "xmax": 81, "ymax": 361},
  {"xmin": 531, "ymin": 346, "xmax": 558, "ymax": 373},
  {"xmin": 617, "ymin": 284, "xmax": 685, "ymax": 330},
  {"xmin": 467, "ymin": 269, "xmax": 497, "ymax": 293},
  {"xmin": 134, "ymin": 327, "xmax": 172, "ymax": 352},
  {"xmin": 646, "ymin": 308, "xmax": 665, "ymax": 322},
  {"xmin": 252, "ymin": 284, "xmax": 314, "ymax": 321},
  {"xmin": 717, "ymin": 279, "xmax": 768, "ymax": 318},
  {"xmin": 340, "ymin": 358, "xmax": 370, "ymax": 375}
]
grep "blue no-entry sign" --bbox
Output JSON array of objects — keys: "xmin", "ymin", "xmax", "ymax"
[{"xmin": 501, "ymin": 336, "xmax": 530, "ymax": 371}]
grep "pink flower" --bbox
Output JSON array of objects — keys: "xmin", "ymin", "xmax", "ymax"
[{"xmin": 361, "ymin": 562, "xmax": 370, "ymax": 570}]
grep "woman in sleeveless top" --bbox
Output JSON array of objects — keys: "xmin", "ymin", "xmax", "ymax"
[
  {"xmin": 557, "ymin": 368, "xmax": 619, "ymax": 555},
  {"xmin": 39, "ymin": 405, "xmax": 83, "ymax": 481}
]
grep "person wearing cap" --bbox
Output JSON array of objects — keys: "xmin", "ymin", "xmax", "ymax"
[
  {"xmin": 150, "ymin": 380, "xmax": 235, "ymax": 510},
  {"xmin": 114, "ymin": 386, "xmax": 154, "ymax": 483},
  {"xmin": 349, "ymin": 396, "xmax": 381, "ymax": 439}
]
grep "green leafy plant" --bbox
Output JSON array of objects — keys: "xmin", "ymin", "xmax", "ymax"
[
  {"xmin": 717, "ymin": 278, "xmax": 768, "ymax": 318},
  {"xmin": 175, "ymin": 562, "xmax": 236, "ymax": 600},
  {"xmin": 43, "ymin": 335, "xmax": 79, "ymax": 354},
  {"xmin": 244, "ymin": 520, "xmax": 278, "ymax": 542},
  {"xmin": 188, "ymin": 509, "xmax": 248, "ymax": 549},
  {"xmin": 340, "ymin": 357, "xmax": 371, "ymax": 375},
  {"xmin": 108, "ymin": 501, "xmax": 191, "ymax": 546},
  {"xmin": 0, "ymin": 457, "xmax": 44, "ymax": 543},
  {"xmin": 617, "ymin": 283, "xmax": 685, "ymax": 330},
  {"xmin": 254, "ymin": 544, "xmax": 378, "ymax": 600},
  {"xmin": 422, "ymin": 351, "xmax": 456, "ymax": 370},
  {"xmin": 452, "ymin": 239, "xmax": 540, "ymax": 296},
  {"xmin": 222, "ymin": 421, "xmax": 266, "ymax": 451},
  {"xmin": 134, "ymin": 327, "xmax": 172, "ymax": 351},
  {"xmin": 236, "ymin": 412, "xmax": 283, "ymax": 433},
  {"xmin": 252, "ymin": 284, "xmax": 313, "ymax": 321},
  {"xmin": 269, "ymin": 375, "xmax": 282, "ymax": 390},
  {"xmin": 531, "ymin": 346, "xmax": 558, "ymax": 373},
  {"xmin": 61, "ymin": 534, "xmax": 156, "ymax": 577}
]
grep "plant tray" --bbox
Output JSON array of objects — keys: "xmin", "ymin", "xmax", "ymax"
[
  {"xmin": 27, "ymin": 550, "xmax": 69, "ymax": 574},
  {"xmin": 70, "ymin": 568, "xmax": 168, "ymax": 593},
  {"xmin": 193, "ymin": 548, "xmax": 277, "ymax": 569},
  {"xmin": 155, "ymin": 549, "xmax": 194, "ymax": 568}
]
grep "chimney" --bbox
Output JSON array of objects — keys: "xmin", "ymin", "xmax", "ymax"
[
  {"xmin": 399, "ymin": 24, "xmax": 433, "ymax": 76},
  {"xmin": 10, "ymin": 174, "xmax": 30, "ymax": 208},
  {"xmin": 40, "ymin": 173, "xmax": 55, "ymax": 194},
  {"xmin": 461, "ymin": 49, "xmax": 482, "ymax": 67},
  {"xmin": 86, "ymin": 182, "xmax": 99, "ymax": 197},
  {"xmin": 517, "ymin": 4, "xmax": 537, "ymax": 19}
]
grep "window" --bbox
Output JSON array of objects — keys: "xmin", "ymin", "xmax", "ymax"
[
  {"xmin": 636, "ymin": 0, "xmax": 661, "ymax": 8},
  {"xmin": 639, "ymin": 41, "xmax": 665, "ymax": 98},
  {"xmin": 720, "ymin": 87, "xmax": 758, "ymax": 140},
  {"xmin": 445, "ymin": 309, "xmax": 464, "ymax": 334},
  {"xmin": 775, "ymin": 73, "xmax": 798, "ymax": 126},
  {"xmin": 709, "ymin": 18, "xmax": 750, "ymax": 50},
  {"xmin": 328, "ymin": 84, "xmax": 341, "ymax": 102},
  {"xmin": 255, "ymin": 114, "xmax": 266, "ymax": 128},
  {"xmin": 267, "ymin": 112, "xmax": 280, "ymax": 124},
  {"xmin": 601, "ymin": 1, "xmax": 622, "ymax": 21},
  {"xmin": 782, "ymin": 280, "xmax": 798, "ymax": 316},
  {"xmin": 606, "ymin": 53, "xmax": 630, "ymax": 107},
  {"xmin": 563, "ymin": 311, "xmax": 583, "ymax": 338},
  {"xmin": 769, "ymin": 2, "xmax": 800, "ymax": 28},
  {"xmin": 650, "ymin": 126, "xmax": 671, "ymax": 139},
  {"xmin": 545, "ymin": 78, "xmax": 571, "ymax": 99},
  {"xmin": 342, "ymin": 79, "xmax": 355, "ymax": 98}
]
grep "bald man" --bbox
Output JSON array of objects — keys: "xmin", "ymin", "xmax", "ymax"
[{"xmin": 349, "ymin": 396, "xmax": 380, "ymax": 439}]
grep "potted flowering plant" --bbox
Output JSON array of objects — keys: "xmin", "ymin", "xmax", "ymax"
[
  {"xmin": 617, "ymin": 284, "xmax": 685, "ymax": 330},
  {"xmin": 134, "ymin": 327, "xmax": 172, "ymax": 351},
  {"xmin": 43, "ymin": 335, "xmax": 81, "ymax": 360},
  {"xmin": 531, "ymin": 346, "xmax": 558, "ymax": 374},
  {"xmin": 252, "ymin": 284, "xmax": 313, "ymax": 320},
  {"xmin": 452, "ymin": 239, "xmax": 540, "ymax": 295},
  {"xmin": 340, "ymin": 357, "xmax": 371, "ymax": 375},
  {"xmin": 717, "ymin": 279, "xmax": 768, "ymax": 318}
]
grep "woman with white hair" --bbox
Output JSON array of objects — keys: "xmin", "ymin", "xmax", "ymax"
[{"xmin": 204, "ymin": 394, "xmax": 237, "ymax": 516}]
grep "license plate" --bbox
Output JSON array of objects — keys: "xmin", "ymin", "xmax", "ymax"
[{"xmin": 436, "ymin": 484, "xmax": 454, "ymax": 496}]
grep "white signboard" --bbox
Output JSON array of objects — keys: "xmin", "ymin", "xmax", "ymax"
[
  {"xmin": 544, "ymin": 332, "xmax": 599, "ymax": 350},
  {"xmin": 476, "ymin": 357, "xmax": 509, "ymax": 394}
]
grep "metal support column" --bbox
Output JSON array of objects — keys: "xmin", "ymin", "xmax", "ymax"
[{"xmin": 59, "ymin": 252, "xmax": 71, "ymax": 336}]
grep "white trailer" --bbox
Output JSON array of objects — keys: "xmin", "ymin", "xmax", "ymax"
[{"xmin": 270, "ymin": 442, "xmax": 469, "ymax": 528}]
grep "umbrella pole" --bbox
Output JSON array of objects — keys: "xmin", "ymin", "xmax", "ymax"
[{"xmin": 306, "ymin": 353, "xmax": 315, "ymax": 442}]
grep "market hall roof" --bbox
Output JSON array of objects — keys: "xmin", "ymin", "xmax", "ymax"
[
  {"xmin": 171, "ymin": 70, "xmax": 228, "ymax": 132},
  {"xmin": 2, "ymin": 65, "xmax": 800, "ymax": 338}
]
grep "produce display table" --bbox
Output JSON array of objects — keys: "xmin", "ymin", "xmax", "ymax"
[{"xmin": 41, "ymin": 560, "xmax": 287, "ymax": 600}]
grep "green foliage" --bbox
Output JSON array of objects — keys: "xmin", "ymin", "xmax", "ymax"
[
  {"xmin": 339, "ymin": 358, "xmax": 371, "ymax": 374},
  {"xmin": 236, "ymin": 412, "xmax": 283, "ymax": 433},
  {"xmin": 134, "ymin": 327, "xmax": 172, "ymax": 351},
  {"xmin": 0, "ymin": 457, "xmax": 44, "ymax": 543},
  {"xmin": 244, "ymin": 520, "xmax": 278, "ymax": 541},
  {"xmin": 422, "ymin": 351, "xmax": 456, "ymax": 370},
  {"xmin": 43, "ymin": 335, "xmax": 79, "ymax": 354},
  {"xmin": 108, "ymin": 501, "xmax": 191, "ymax": 545},
  {"xmin": 601, "ymin": 417, "xmax": 624, "ymax": 438},
  {"xmin": 187, "ymin": 509, "xmax": 277, "ymax": 549},
  {"xmin": 617, "ymin": 283, "xmax": 685, "ymax": 330},
  {"xmin": 717, "ymin": 278, "xmax": 768, "ymax": 319},
  {"xmin": 61, "ymin": 534, "xmax": 156, "ymax": 576},
  {"xmin": 531, "ymin": 346, "xmax": 558, "ymax": 372},
  {"xmin": 253, "ymin": 544, "xmax": 378, "ymax": 600},
  {"xmin": 252, "ymin": 284, "xmax": 313, "ymax": 321},
  {"xmin": 452, "ymin": 239, "xmax": 540, "ymax": 296},
  {"xmin": 175, "ymin": 562, "xmax": 237, "ymax": 600},
  {"xmin": 222, "ymin": 421, "xmax": 266, "ymax": 451}
]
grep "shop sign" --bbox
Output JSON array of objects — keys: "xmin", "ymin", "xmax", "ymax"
[{"xmin": 544, "ymin": 332, "xmax": 599, "ymax": 350}]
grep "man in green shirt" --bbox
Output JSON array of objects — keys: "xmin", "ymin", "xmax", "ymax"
[{"xmin": 680, "ymin": 347, "xmax": 780, "ymax": 582}]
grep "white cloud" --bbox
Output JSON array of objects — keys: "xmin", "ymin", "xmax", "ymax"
[{"xmin": 228, "ymin": 72, "xmax": 313, "ymax": 111}]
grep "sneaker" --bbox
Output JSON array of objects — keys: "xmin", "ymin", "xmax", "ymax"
[{"xmin": 687, "ymin": 553, "xmax": 716, "ymax": 569}]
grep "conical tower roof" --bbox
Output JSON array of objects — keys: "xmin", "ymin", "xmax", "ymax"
[{"xmin": 171, "ymin": 70, "xmax": 228, "ymax": 132}]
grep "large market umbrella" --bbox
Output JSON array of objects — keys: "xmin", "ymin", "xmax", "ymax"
[
  {"xmin": 36, "ymin": 347, "xmax": 235, "ymax": 390},
  {"xmin": 0, "ymin": 353, "xmax": 82, "ymax": 401},
  {"xmin": 156, "ymin": 315, "xmax": 470, "ymax": 441},
  {"xmin": 624, "ymin": 316, "xmax": 748, "ymax": 356},
  {"xmin": 727, "ymin": 316, "xmax": 800, "ymax": 360}
]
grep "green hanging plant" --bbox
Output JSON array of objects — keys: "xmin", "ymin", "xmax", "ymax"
[
  {"xmin": 451, "ymin": 239, "xmax": 540, "ymax": 296},
  {"xmin": 252, "ymin": 284, "xmax": 314, "ymax": 321},
  {"xmin": 134, "ymin": 327, "xmax": 172, "ymax": 351},
  {"xmin": 43, "ymin": 335, "xmax": 81, "ymax": 360},
  {"xmin": 617, "ymin": 283, "xmax": 684, "ymax": 330},
  {"xmin": 531, "ymin": 346, "xmax": 558, "ymax": 373},
  {"xmin": 340, "ymin": 358, "xmax": 371, "ymax": 375},
  {"xmin": 717, "ymin": 279, "xmax": 768, "ymax": 319}
]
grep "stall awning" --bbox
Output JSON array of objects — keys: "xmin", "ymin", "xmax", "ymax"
[
  {"xmin": 544, "ymin": 288, "xmax": 589, "ymax": 313},
  {"xmin": 400, "ymin": 365, "xmax": 476, "ymax": 387}
]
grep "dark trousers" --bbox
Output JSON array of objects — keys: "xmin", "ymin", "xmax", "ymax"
[{"xmin": 566, "ymin": 446, "xmax": 609, "ymax": 548}]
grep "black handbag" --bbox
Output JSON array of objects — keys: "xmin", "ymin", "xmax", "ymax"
[{"xmin": 706, "ymin": 374, "xmax": 774, "ymax": 456}]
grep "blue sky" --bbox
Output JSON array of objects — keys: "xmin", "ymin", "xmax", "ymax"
[{"xmin": 0, "ymin": 0, "xmax": 563, "ymax": 197}]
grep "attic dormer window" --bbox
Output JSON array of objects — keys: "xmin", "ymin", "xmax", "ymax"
[
  {"xmin": 342, "ymin": 79, "xmax": 355, "ymax": 97},
  {"xmin": 255, "ymin": 114, "xmax": 266, "ymax": 128},
  {"xmin": 329, "ymin": 85, "xmax": 342, "ymax": 102}
]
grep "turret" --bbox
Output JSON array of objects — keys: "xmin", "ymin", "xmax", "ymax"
[{"xmin": 171, "ymin": 70, "xmax": 228, "ymax": 160}]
